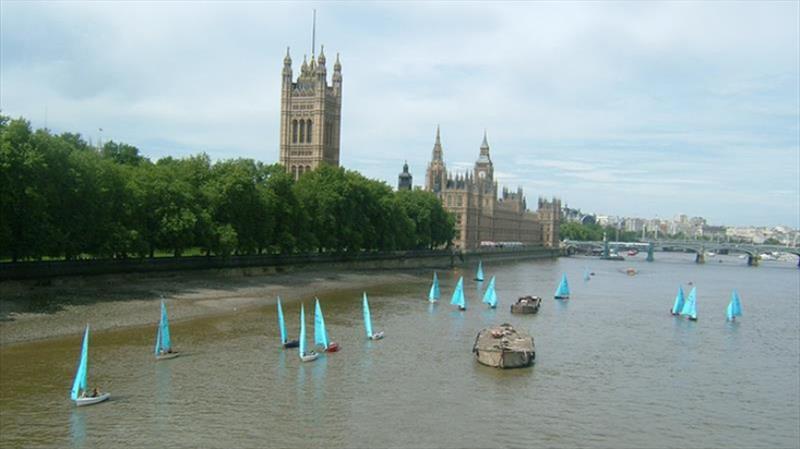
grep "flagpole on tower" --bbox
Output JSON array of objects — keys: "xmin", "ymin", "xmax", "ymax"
[{"xmin": 312, "ymin": 9, "xmax": 316, "ymax": 59}]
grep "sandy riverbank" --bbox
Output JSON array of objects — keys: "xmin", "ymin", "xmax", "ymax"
[{"xmin": 0, "ymin": 268, "xmax": 423, "ymax": 346}]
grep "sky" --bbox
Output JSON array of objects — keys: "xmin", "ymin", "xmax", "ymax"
[{"xmin": 1, "ymin": 1, "xmax": 798, "ymax": 228}]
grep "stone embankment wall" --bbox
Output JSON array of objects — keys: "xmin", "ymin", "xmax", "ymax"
[{"xmin": 0, "ymin": 247, "xmax": 560, "ymax": 282}]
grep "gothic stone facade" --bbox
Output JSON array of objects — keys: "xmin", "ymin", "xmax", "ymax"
[
  {"xmin": 279, "ymin": 47, "xmax": 342, "ymax": 179},
  {"xmin": 424, "ymin": 127, "xmax": 560, "ymax": 250}
]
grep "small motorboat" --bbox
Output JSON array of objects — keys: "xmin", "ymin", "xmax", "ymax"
[
  {"xmin": 510, "ymin": 296, "xmax": 542, "ymax": 314},
  {"xmin": 324, "ymin": 342, "xmax": 341, "ymax": 352},
  {"xmin": 282, "ymin": 340, "xmax": 300, "ymax": 349},
  {"xmin": 369, "ymin": 332, "xmax": 385, "ymax": 340}
]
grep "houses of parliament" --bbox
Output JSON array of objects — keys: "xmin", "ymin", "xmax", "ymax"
[
  {"xmin": 277, "ymin": 45, "xmax": 560, "ymax": 251},
  {"xmin": 417, "ymin": 127, "xmax": 560, "ymax": 251}
]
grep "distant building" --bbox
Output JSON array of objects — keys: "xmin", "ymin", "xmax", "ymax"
[
  {"xmin": 423, "ymin": 127, "xmax": 560, "ymax": 250},
  {"xmin": 398, "ymin": 161, "xmax": 412, "ymax": 191},
  {"xmin": 279, "ymin": 46, "xmax": 342, "ymax": 179}
]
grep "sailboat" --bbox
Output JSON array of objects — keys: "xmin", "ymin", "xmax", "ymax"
[
  {"xmin": 314, "ymin": 298, "xmax": 340, "ymax": 352},
  {"xmin": 277, "ymin": 297, "xmax": 299, "ymax": 348},
  {"xmin": 726, "ymin": 290, "xmax": 743, "ymax": 321},
  {"xmin": 71, "ymin": 325, "xmax": 110, "ymax": 406},
  {"xmin": 475, "ymin": 261, "xmax": 484, "ymax": 282},
  {"xmin": 554, "ymin": 273, "xmax": 570, "ymax": 299},
  {"xmin": 155, "ymin": 299, "xmax": 179, "ymax": 360},
  {"xmin": 362, "ymin": 292, "xmax": 384, "ymax": 340},
  {"xmin": 670, "ymin": 286, "xmax": 685, "ymax": 316},
  {"xmin": 583, "ymin": 267, "xmax": 591, "ymax": 282},
  {"xmin": 428, "ymin": 272, "xmax": 440, "ymax": 303},
  {"xmin": 680, "ymin": 287, "xmax": 698, "ymax": 321},
  {"xmin": 450, "ymin": 276, "xmax": 467, "ymax": 310},
  {"xmin": 482, "ymin": 276, "xmax": 498, "ymax": 308},
  {"xmin": 298, "ymin": 304, "xmax": 319, "ymax": 362}
]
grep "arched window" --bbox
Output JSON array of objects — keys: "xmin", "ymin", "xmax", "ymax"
[
  {"xmin": 299, "ymin": 120, "xmax": 305, "ymax": 143},
  {"xmin": 298, "ymin": 165, "xmax": 304, "ymax": 176},
  {"xmin": 306, "ymin": 120, "xmax": 312, "ymax": 143},
  {"xmin": 292, "ymin": 165, "xmax": 298, "ymax": 179},
  {"xmin": 292, "ymin": 120, "xmax": 298, "ymax": 143},
  {"xmin": 306, "ymin": 165, "xmax": 311, "ymax": 173}
]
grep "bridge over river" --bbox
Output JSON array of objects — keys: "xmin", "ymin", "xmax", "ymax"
[{"xmin": 564, "ymin": 239, "xmax": 800, "ymax": 266}]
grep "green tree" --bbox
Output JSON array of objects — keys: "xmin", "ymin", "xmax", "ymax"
[
  {"xmin": 0, "ymin": 117, "xmax": 50, "ymax": 261},
  {"xmin": 205, "ymin": 159, "xmax": 273, "ymax": 255},
  {"xmin": 101, "ymin": 140, "xmax": 145, "ymax": 166},
  {"xmin": 395, "ymin": 189, "xmax": 454, "ymax": 249}
]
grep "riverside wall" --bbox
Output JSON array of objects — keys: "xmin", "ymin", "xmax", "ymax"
[{"xmin": 0, "ymin": 247, "xmax": 560, "ymax": 282}]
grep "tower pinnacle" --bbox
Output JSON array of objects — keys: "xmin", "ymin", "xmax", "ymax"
[
  {"xmin": 478, "ymin": 129, "xmax": 491, "ymax": 161},
  {"xmin": 432, "ymin": 125, "xmax": 443, "ymax": 161}
]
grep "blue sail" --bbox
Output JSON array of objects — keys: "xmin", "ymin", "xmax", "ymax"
[
  {"xmin": 71, "ymin": 326, "xmax": 89, "ymax": 400},
  {"xmin": 363, "ymin": 292, "xmax": 373, "ymax": 338},
  {"xmin": 450, "ymin": 276, "xmax": 466, "ymax": 309},
  {"xmin": 681, "ymin": 287, "xmax": 697, "ymax": 319},
  {"xmin": 314, "ymin": 298, "xmax": 329, "ymax": 349},
  {"xmin": 727, "ymin": 290, "xmax": 742, "ymax": 320},
  {"xmin": 671, "ymin": 286, "xmax": 685, "ymax": 315},
  {"xmin": 299, "ymin": 304, "xmax": 307, "ymax": 356},
  {"xmin": 158, "ymin": 300, "xmax": 172, "ymax": 353},
  {"xmin": 428, "ymin": 272, "xmax": 440, "ymax": 302},
  {"xmin": 482, "ymin": 276, "xmax": 497, "ymax": 308},
  {"xmin": 554, "ymin": 273, "xmax": 570, "ymax": 299},
  {"xmin": 277, "ymin": 297, "xmax": 287, "ymax": 344},
  {"xmin": 583, "ymin": 267, "xmax": 591, "ymax": 282},
  {"xmin": 475, "ymin": 261, "xmax": 484, "ymax": 282},
  {"xmin": 154, "ymin": 321, "xmax": 162, "ymax": 355}
]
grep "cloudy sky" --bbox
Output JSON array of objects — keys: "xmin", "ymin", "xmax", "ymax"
[{"xmin": 2, "ymin": 1, "xmax": 798, "ymax": 227}]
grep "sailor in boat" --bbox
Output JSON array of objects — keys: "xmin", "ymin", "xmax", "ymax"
[{"xmin": 84, "ymin": 387, "xmax": 99, "ymax": 398}]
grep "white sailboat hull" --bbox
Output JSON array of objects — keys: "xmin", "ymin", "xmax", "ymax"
[
  {"xmin": 300, "ymin": 352, "xmax": 319, "ymax": 362},
  {"xmin": 75, "ymin": 393, "xmax": 110, "ymax": 407},
  {"xmin": 155, "ymin": 352, "xmax": 180, "ymax": 361},
  {"xmin": 369, "ymin": 332, "xmax": 384, "ymax": 340}
]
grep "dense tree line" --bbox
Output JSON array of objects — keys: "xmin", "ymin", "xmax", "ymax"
[{"xmin": 0, "ymin": 116, "xmax": 454, "ymax": 262}]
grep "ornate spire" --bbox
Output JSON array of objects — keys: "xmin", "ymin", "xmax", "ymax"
[
  {"xmin": 432, "ymin": 125, "xmax": 443, "ymax": 162},
  {"xmin": 318, "ymin": 45, "xmax": 326, "ymax": 65},
  {"xmin": 301, "ymin": 54, "xmax": 308, "ymax": 73},
  {"xmin": 283, "ymin": 47, "xmax": 292, "ymax": 78},
  {"xmin": 478, "ymin": 129, "xmax": 491, "ymax": 162},
  {"xmin": 334, "ymin": 52, "xmax": 341, "ymax": 71},
  {"xmin": 284, "ymin": 46, "xmax": 292, "ymax": 65}
]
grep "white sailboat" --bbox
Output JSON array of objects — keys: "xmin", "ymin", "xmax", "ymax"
[
  {"xmin": 155, "ymin": 299, "xmax": 179, "ymax": 360},
  {"xmin": 450, "ymin": 276, "xmax": 467, "ymax": 310},
  {"xmin": 71, "ymin": 325, "xmax": 110, "ymax": 406},
  {"xmin": 363, "ymin": 292, "xmax": 384, "ymax": 340},
  {"xmin": 298, "ymin": 304, "xmax": 319, "ymax": 362}
]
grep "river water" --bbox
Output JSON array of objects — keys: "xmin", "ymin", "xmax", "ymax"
[{"xmin": 1, "ymin": 254, "xmax": 798, "ymax": 448}]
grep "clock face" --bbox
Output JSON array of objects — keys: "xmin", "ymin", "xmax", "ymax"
[{"xmin": 479, "ymin": 171, "xmax": 486, "ymax": 179}]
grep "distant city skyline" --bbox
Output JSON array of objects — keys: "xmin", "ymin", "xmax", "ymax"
[{"xmin": 1, "ymin": 2, "xmax": 798, "ymax": 227}]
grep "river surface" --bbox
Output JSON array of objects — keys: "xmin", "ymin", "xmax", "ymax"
[{"xmin": 1, "ymin": 254, "xmax": 798, "ymax": 449}]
